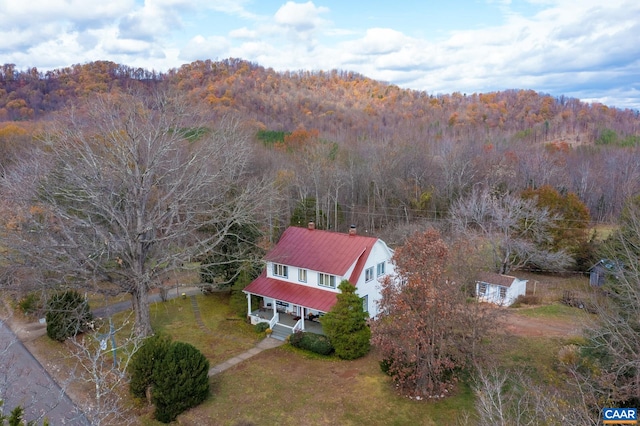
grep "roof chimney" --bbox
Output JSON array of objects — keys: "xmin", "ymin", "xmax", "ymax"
[
  {"xmin": 308, "ymin": 221, "xmax": 315, "ymax": 230},
  {"xmin": 349, "ymin": 224, "xmax": 356, "ymax": 236}
]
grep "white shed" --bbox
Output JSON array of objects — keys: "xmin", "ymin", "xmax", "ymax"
[{"xmin": 476, "ymin": 272, "xmax": 527, "ymax": 306}]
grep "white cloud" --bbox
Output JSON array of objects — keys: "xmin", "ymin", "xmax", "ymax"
[
  {"xmin": 229, "ymin": 27, "xmax": 258, "ymax": 39},
  {"xmin": 179, "ymin": 35, "xmax": 231, "ymax": 62},
  {"xmin": 274, "ymin": 1, "xmax": 329, "ymax": 32}
]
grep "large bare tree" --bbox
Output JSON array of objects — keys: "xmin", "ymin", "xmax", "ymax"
[
  {"xmin": 449, "ymin": 188, "xmax": 572, "ymax": 274},
  {"xmin": 2, "ymin": 90, "xmax": 271, "ymax": 337}
]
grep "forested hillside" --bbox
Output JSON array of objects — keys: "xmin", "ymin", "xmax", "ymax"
[{"xmin": 1, "ymin": 59, "xmax": 639, "ymax": 226}]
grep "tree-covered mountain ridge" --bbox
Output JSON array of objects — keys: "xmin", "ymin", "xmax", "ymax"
[{"xmin": 1, "ymin": 59, "xmax": 638, "ymax": 148}]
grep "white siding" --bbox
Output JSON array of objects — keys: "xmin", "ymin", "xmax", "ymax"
[{"xmin": 476, "ymin": 278, "xmax": 527, "ymax": 306}]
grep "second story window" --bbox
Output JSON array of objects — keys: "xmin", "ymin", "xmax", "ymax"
[
  {"xmin": 298, "ymin": 268, "xmax": 307, "ymax": 282},
  {"xmin": 273, "ymin": 263, "xmax": 288, "ymax": 278},
  {"xmin": 377, "ymin": 262, "xmax": 385, "ymax": 276},
  {"xmin": 318, "ymin": 273, "xmax": 336, "ymax": 288},
  {"xmin": 365, "ymin": 267, "xmax": 374, "ymax": 282}
]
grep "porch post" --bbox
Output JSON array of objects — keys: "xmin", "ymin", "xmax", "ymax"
[
  {"xmin": 301, "ymin": 307, "xmax": 306, "ymax": 331},
  {"xmin": 246, "ymin": 293, "xmax": 252, "ymax": 317}
]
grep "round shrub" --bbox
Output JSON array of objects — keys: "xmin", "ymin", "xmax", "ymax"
[
  {"xmin": 129, "ymin": 333, "xmax": 172, "ymax": 400},
  {"xmin": 45, "ymin": 290, "xmax": 93, "ymax": 342},
  {"xmin": 152, "ymin": 342, "xmax": 210, "ymax": 423},
  {"xmin": 289, "ymin": 331, "xmax": 334, "ymax": 356},
  {"xmin": 254, "ymin": 322, "xmax": 270, "ymax": 333}
]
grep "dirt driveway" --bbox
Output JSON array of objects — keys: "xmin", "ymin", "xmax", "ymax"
[{"xmin": 500, "ymin": 309, "xmax": 586, "ymax": 338}]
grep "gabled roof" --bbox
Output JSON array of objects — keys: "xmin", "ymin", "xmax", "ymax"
[
  {"xmin": 265, "ymin": 226, "xmax": 379, "ymax": 278},
  {"xmin": 477, "ymin": 272, "xmax": 522, "ymax": 288},
  {"xmin": 244, "ymin": 271, "xmax": 338, "ymax": 312}
]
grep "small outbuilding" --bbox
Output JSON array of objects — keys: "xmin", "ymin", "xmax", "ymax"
[
  {"xmin": 476, "ymin": 272, "xmax": 527, "ymax": 306},
  {"xmin": 589, "ymin": 259, "xmax": 619, "ymax": 286}
]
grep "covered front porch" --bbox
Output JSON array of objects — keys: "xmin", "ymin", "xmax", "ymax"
[
  {"xmin": 243, "ymin": 272, "xmax": 338, "ymax": 339},
  {"xmin": 248, "ymin": 305, "xmax": 324, "ymax": 336}
]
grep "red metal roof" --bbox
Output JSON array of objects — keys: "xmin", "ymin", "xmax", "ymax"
[
  {"xmin": 244, "ymin": 271, "xmax": 338, "ymax": 312},
  {"xmin": 265, "ymin": 226, "xmax": 378, "ymax": 276}
]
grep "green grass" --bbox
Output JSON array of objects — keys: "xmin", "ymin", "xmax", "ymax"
[
  {"xmin": 514, "ymin": 303, "xmax": 589, "ymax": 319},
  {"xmin": 147, "ymin": 293, "xmax": 259, "ymax": 363},
  {"xmin": 178, "ymin": 347, "xmax": 475, "ymax": 426},
  {"xmin": 29, "ymin": 281, "xmax": 587, "ymax": 425}
]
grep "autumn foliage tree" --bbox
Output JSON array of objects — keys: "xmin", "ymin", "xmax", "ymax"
[
  {"xmin": 371, "ymin": 228, "xmax": 470, "ymax": 398},
  {"xmin": 521, "ymin": 185, "xmax": 592, "ymax": 268}
]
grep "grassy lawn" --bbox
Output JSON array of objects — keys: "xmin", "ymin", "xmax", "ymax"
[
  {"xmin": 177, "ymin": 346, "xmax": 475, "ymax": 426},
  {"xmin": 513, "ymin": 302, "xmax": 590, "ymax": 319},
  {"xmin": 22, "ymin": 277, "xmax": 586, "ymax": 426},
  {"xmin": 146, "ymin": 293, "xmax": 259, "ymax": 364}
]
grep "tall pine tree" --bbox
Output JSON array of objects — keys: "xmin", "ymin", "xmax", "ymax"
[{"xmin": 320, "ymin": 280, "xmax": 371, "ymax": 360}]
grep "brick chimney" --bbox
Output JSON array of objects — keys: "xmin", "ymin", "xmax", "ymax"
[
  {"xmin": 308, "ymin": 221, "xmax": 315, "ymax": 230},
  {"xmin": 349, "ymin": 224, "xmax": 356, "ymax": 236}
]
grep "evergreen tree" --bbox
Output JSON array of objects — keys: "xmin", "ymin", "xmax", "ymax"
[
  {"xmin": 129, "ymin": 333, "xmax": 172, "ymax": 400},
  {"xmin": 152, "ymin": 342, "xmax": 210, "ymax": 423},
  {"xmin": 45, "ymin": 290, "xmax": 92, "ymax": 342},
  {"xmin": 320, "ymin": 280, "xmax": 371, "ymax": 360}
]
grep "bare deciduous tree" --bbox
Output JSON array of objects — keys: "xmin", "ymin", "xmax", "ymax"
[
  {"xmin": 66, "ymin": 314, "xmax": 142, "ymax": 426},
  {"xmin": 2, "ymin": 90, "xmax": 273, "ymax": 337},
  {"xmin": 470, "ymin": 367, "xmax": 597, "ymax": 426},
  {"xmin": 577, "ymin": 195, "xmax": 640, "ymax": 408},
  {"xmin": 449, "ymin": 188, "xmax": 572, "ymax": 274}
]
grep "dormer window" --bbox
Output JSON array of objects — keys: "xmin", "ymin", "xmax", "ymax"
[{"xmin": 273, "ymin": 264, "xmax": 288, "ymax": 278}]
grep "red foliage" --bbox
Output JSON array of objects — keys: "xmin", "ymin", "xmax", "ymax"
[{"xmin": 371, "ymin": 229, "xmax": 465, "ymax": 398}]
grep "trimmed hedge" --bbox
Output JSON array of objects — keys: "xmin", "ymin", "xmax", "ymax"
[{"xmin": 289, "ymin": 331, "xmax": 334, "ymax": 356}]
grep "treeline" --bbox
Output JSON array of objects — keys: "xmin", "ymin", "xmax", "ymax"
[{"xmin": 1, "ymin": 59, "xmax": 640, "ymax": 224}]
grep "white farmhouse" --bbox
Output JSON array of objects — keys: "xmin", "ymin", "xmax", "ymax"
[{"xmin": 243, "ymin": 222, "xmax": 394, "ymax": 339}]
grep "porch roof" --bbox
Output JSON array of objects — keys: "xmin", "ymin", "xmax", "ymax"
[{"xmin": 244, "ymin": 272, "xmax": 338, "ymax": 312}]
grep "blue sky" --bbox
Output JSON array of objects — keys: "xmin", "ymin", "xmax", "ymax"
[{"xmin": 1, "ymin": 0, "xmax": 639, "ymax": 109}]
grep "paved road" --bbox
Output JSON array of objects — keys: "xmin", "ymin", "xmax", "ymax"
[
  {"xmin": 0, "ymin": 319, "xmax": 90, "ymax": 425},
  {"xmin": 92, "ymin": 286, "xmax": 203, "ymax": 318},
  {"xmin": 0, "ymin": 285, "xmax": 204, "ymax": 424}
]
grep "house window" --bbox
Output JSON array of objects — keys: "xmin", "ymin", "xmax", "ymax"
[
  {"xmin": 273, "ymin": 264, "xmax": 288, "ymax": 278},
  {"xmin": 478, "ymin": 283, "xmax": 487, "ymax": 296},
  {"xmin": 298, "ymin": 268, "xmax": 307, "ymax": 282},
  {"xmin": 377, "ymin": 262, "xmax": 385, "ymax": 276},
  {"xmin": 318, "ymin": 273, "xmax": 336, "ymax": 288},
  {"xmin": 499, "ymin": 287, "xmax": 507, "ymax": 299},
  {"xmin": 365, "ymin": 267, "xmax": 374, "ymax": 282},
  {"xmin": 361, "ymin": 295, "xmax": 368, "ymax": 312}
]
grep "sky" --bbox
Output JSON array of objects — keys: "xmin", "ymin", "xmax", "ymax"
[{"xmin": 1, "ymin": 0, "xmax": 639, "ymax": 110}]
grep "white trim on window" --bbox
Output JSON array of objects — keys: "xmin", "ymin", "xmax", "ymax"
[
  {"xmin": 318, "ymin": 273, "xmax": 336, "ymax": 288},
  {"xmin": 376, "ymin": 262, "xmax": 385, "ymax": 276},
  {"xmin": 365, "ymin": 267, "xmax": 374, "ymax": 282},
  {"xmin": 298, "ymin": 268, "xmax": 307, "ymax": 282},
  {"xmin": 478, "ymin": 282, "xmax": 487, "ymax": 296},
  {"xmin": 273, "ymin": 263, "xmax": 288, "ymax": 278}
]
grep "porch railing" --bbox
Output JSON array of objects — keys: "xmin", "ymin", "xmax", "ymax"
[
  {"xmin": 293, "ymin": 319, "xmax": 304, "ymax": 333},
  {"xmin": 268, "ymin": 312, "xmax": 279, "ymax": 329}
]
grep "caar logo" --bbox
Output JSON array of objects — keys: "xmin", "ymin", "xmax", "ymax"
[{"xmin": 603, "ymin": 408, "xmax": 637, "ymax": 424}]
